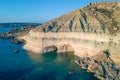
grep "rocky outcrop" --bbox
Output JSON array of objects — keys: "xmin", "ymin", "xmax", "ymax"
[
  {"xmin": 74, "ymin": 50, "xmax": 120, "ymax": 80},
  {"xmin": 0, "ymin": 26, "xmax": 38, "ymax": 44}
]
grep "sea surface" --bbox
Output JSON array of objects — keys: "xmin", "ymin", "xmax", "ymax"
[
  {"xmin": 0, "ymin": 27, "xmax": 99, "ymax": 80},
  {"xmin": 0, "ymin": 27, "xmax": 17, "ymax": 33}
]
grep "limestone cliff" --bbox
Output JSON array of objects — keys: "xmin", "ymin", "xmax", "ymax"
[
  {"xmin": 17, "ymin": 2, "xmax": 120, "ymax": 80},
  {"xmin": 18, "ymin": 2, "xmax": 120, "ymax": 63}
]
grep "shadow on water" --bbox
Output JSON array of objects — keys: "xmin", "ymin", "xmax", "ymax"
[{"xmin": 18, "ymin": 51, "xmax": 99, "ymax": 80}]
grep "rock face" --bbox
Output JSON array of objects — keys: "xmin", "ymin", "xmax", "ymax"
[{"xmin": 17, "ymin": 2, "xmax": 120, "ymax": 80}]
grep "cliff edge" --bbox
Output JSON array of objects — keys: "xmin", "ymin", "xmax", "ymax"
[{"xmin": 17, "ymin": 2, "xmax": 120, "ymax": 80}]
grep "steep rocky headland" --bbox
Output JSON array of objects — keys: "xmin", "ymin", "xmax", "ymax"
[{"xmin": 3, "ymin": 2, "xmax": 120, "ymax": 80}]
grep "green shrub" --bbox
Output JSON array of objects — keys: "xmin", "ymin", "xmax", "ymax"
[
  {"xmin": 95, "ymin": 7, "xmax": 111, "ymax": 18},
  {"xmin": 112, "ymin": 20, "xmax": 118, "ymax": 27}
]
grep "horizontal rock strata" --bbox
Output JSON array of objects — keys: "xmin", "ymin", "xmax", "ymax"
[{"xmin": 16, "ymin": 2, "xmax": 120, "ymax": 80}]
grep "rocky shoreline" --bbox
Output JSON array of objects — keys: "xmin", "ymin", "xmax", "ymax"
[
  {"xmin": 74, "ymin": 50, "xmax": 120, "ymax": 80},
  {"xmin": 0, "ymin": 26, "xmax": 38, "ymax": 44}
]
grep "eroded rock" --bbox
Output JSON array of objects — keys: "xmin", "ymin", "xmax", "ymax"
[
  {"xmin": 42, "ymin": 45, "xmax": 58, "ymax": 53},
  {"xmin": 75, "ymin": 51, "xmax": 120, "ymax": 80}
]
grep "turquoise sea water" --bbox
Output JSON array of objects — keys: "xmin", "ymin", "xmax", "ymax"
[{"xmin": 0, "ymin": 27, "xmax": 99, "ymax": 80}]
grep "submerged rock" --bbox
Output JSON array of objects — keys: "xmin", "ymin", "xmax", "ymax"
[
  {"xmin": 68, "ymin": 72, "xmax": 74, "ymax": 75},
  {"xmin": 14, "ymin": 49, "xmax": 19, "ymax": 54},
  {"xmin": 9, "ymin": 46, "xmax": 12, "ymax": 49}
]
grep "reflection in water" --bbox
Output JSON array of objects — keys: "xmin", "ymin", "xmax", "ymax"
[
  {"xmin": 21, "ymin": 51, "xmax": 99, "ymax": 80},
  {"xmin": 27, "ymin": 51, "xmax": 75, "ymax": 64}
]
